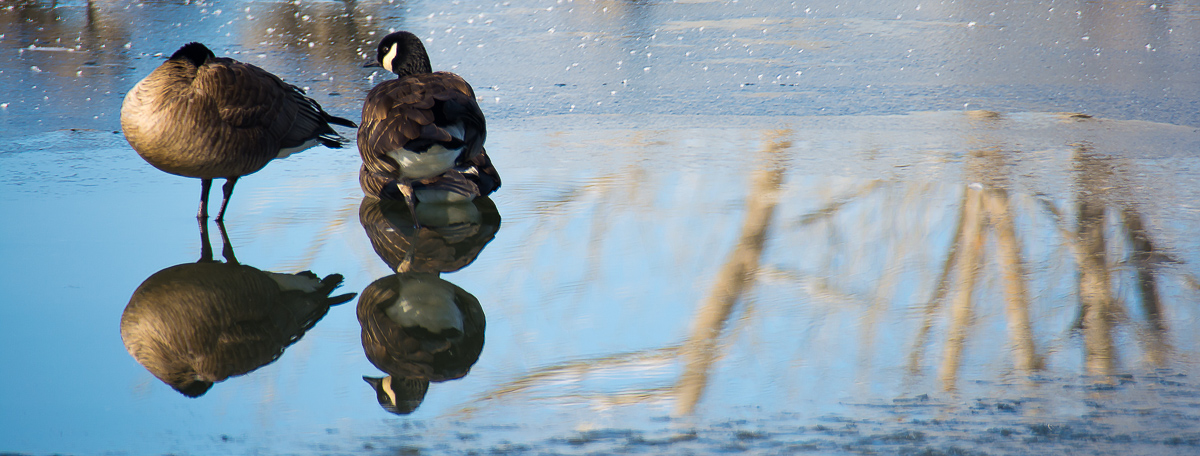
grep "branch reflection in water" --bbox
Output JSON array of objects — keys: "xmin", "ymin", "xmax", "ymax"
[
  {"xmin": 446, "ymin": 114, "xmax": 1191, "ymax": 420},
  {"xmin": 356, "ymin": 196, "xmax": 500, "ymax": 414},
  {"xmin": 676, "ymin": 130, "xmax": 792, "ymax": 415},
  {"xmin": 119, "ymin": 221, "xmax": 355, "ymax": 397}
]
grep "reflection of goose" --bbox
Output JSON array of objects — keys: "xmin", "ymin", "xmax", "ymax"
[
  {"xmin": 358, "ymin": 273, "xmax": 485, "ymax": 414},
  {"xmin": 121, "ymin": 42, "xmax": 357, "ymax": 221},
  {"xmin": 359, "ymin": 195, "xmax": 501, "ymax": 273},
  {"xmin": 120, "ymin": 222, "xmax": 355, "ymax": 397},
  {"xmin": 358, "ymin": 31, "xmax": 499, "ymax": 220}
]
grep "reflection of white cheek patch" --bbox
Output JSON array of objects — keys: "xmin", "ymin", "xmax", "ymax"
[
  {"xmin": 382, "ymin": 376, "xmax": 397, "ymax": 405},
  {"xmin": 382, "ymin": 43, "xmax": 399, "ymax": 73}
]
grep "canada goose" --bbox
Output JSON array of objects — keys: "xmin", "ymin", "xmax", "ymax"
[
  {"xmin": 359, "ymin": 31, "xmax": 498, "ymax": 221},
  {"xmin": 358, "ymin": 272, "xmax": 485, "ymax": 414},
  {"xmin": 120, "ymin": 221, "xmax": 355, "ymax": 397},
  {"xmin": 121, "ymin": 42, "xmax": 357, "ymax": 221},
  {"xmin": 358, "ymin": 195, "xmax": 501, "ymax": 274}
]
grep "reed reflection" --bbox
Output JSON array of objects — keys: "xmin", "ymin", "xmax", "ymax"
[
  {"xmin": 120, "ymin": 221, "xmax": 355, "ymax": 398},
  {"xmin": 920, "ymin": 134, "xmax": 1173, "ymax": 391},
  {"xmin": 357, "ymin": 196, "xmax": 500, "ymax": 414},
  {"xmin": 446, "ymin": 117, "xmax": 1188, "ymax": 418},
  {"xmin": 1123, "ymin": 208, "xmax": 1169, "ymax": 368},
  {"xmin": 675, "ymin": 131, "xmax": 791, "ymax": 415},
  {"xmin": 934, "ymin": 143, "xmax": 1045, "ymax": 391}
]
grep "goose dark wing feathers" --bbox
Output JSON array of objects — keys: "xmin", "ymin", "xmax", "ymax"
[
  {"xmin": 196, "ymin": 57, "xmax": 357, "ymax": 151},
  {"xmin": 358, "ymin": 72, "xmax": 484, "ymax": 177},
  {"xmin": 197, "ymin": 59, "xmax": 280, "ymax": 129}
]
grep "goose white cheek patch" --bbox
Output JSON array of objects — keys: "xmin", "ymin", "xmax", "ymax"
[{"xmin": 382, "ymin": 43, "xmax": 399, "ymax": 73}]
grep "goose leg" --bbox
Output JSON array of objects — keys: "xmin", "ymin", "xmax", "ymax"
[
  {"xmin": 198, "ymin": 178, "xmax": 213, "ymax": 219},
  {"xmin": 214, "ymin": 177, "xmax": 239, "ymax": 223}
]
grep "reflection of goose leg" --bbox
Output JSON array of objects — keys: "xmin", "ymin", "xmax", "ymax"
[
  {"xmin": 215, "ymin": 177, "xmax": 239, "ymax": 223},
  {"xmin": 198, "ymin": 178, "xmax": 213, "ymax": 219},
  {"xmin": 197, "ymin": 217, "xmax": 215, "ymax": 263},
  {"xmin": 215, "ymin": 219, "xmax": 239, "ymax": 265},
  {"xmin": 398, "ymin": 178, "xmax": 421, "ymax": 229},
  {"xmin": 397, "ymin": 244, "xmax": 416, "ymax": 274}
]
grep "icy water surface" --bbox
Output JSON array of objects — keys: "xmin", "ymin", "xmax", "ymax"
[{"xmin": 3, "ymin": 0, "xmax": 1200, "ymax": 455}]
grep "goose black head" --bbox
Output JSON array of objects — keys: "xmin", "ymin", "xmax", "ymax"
[
  {"xmin": 170, "ymin": 42, "xmax": 215, "ymax": 68},
  {"xmin": 364, "ymin": 375, "xmax": 429, "ymax": 415},
  {"xmin": 375, "ymin": 31, "xmax": 432, "ymax": 78}
]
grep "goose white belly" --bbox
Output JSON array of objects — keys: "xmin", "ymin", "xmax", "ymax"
[
  {"xmin": 277, "ymin": 139, "xmax": 320, "ymax": 159},
  {"xmin": 386, "ymin": 145, "xmax": 461, "ymax": 180}
]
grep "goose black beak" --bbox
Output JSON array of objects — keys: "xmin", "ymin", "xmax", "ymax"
[{"xmin": 363, "ymin": 57, "xmax": 382, "ymax": 68}]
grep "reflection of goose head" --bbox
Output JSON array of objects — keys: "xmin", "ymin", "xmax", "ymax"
[
  {"xmin": 359, "ymin": 195, "xmax": 500, "ymax": 273},
  {"xmin": 362, "ymin": 376, "xmax": 430, "ymax": 415},
  {"xmin": 358, "ymin": 272, "xmax": 485, "ymax": 413},
  {"xmin": 120, "ymin": 222, "xmax": 355, "ymax": 397}
]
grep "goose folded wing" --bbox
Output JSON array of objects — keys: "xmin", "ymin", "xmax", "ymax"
[
  {"xmin": 360, "ymin": 76, "xmax": 486, "ymax": 173},
  {"xmin": 359, "ymin": 81, "xmax": 435, "ymax": 172},
  {"xmin": 196, "ymin": 60, "xmax": 289, "ymax": 131}
]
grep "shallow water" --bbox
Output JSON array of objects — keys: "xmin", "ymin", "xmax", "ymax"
[{"xmin": 3, "ymin": 0, "xmax": 1200, "ymax": 455}]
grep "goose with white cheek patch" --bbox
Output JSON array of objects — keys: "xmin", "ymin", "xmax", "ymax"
[
  {"xmin": 359, "ymin": 31, "xmax": 498, "ymax": 224},
  {"xmin": 121, "ymin": 42, "xmax": 357, "ymax": 221}
]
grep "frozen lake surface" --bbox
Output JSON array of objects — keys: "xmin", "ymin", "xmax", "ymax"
[{"xmin": 3, "ymin": 0, "xmax": 1200, "ymax": 454}]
